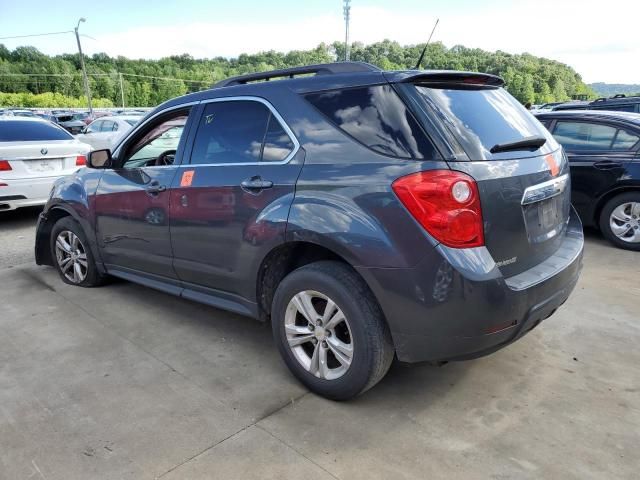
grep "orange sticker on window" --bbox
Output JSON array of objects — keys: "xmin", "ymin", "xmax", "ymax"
[
  {"xmin": 180, "ymin": 170, "xmax": 195, "ymax": 187},
  {"xmin": 545, "ymin": 154, "xmax": 559, "ymax": 177}
]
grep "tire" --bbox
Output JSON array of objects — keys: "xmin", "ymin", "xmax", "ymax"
[
  {"xmin": 50, "ymin": 216, "xmax": 106, "ymax": 287},
  {"xmin": 599, "ymin": 192, "xmax": 640, "ymax": 251},
  {"xmin": 271, "ymin": 261, "xmax": 394, "ymax": 400}
]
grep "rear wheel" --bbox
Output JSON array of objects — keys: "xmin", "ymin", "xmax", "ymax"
[
  {"xmin": 271, "ymin": 261, "xmax": 394, "ymax": 400},
  {"xmin": 50, "ymin": 217, "xmax": 106, "ymax": 287},
  {"xmin": 599, "ymin": 192, "xmax": 640, "ymax": 251}
]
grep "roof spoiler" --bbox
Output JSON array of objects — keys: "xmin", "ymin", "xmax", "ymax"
[
  {"xmin": 213, "ymin": 62, "xmax": 382, "ymax": 88},
  {"xmin": 385, "ymin": 70, "xmax": 505, "ymax": 87}
]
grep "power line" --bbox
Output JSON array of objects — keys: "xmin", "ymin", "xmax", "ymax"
[
  {"xmin": 0, "ymin": 30, "xmax": 73, "ymax": 40},
  {"xmin": 0, "ymin": 72, "xmax": 211, "ymax": 84}
]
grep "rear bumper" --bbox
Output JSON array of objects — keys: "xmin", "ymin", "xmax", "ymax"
[
  {"xmin": 357, "ymin": 207, "xmax": 584, "ymax": 363},
  {"xmin": 0, "ymin": 176, "xmax": 57, "ymax": 211}
]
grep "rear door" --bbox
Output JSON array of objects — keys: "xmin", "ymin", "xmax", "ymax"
[
  {"xmin": 169, "ymin": 98, "xmax": 303, "ymax": 303},
  {"xmin": 94, "ymin": 106, "xmax": 195, "ymax": 282},
  {"xmin": 551, "ymin": 120, "xmax": 640, "ymax": 223},
  {"xmin": 402, "ymin": 83, "xmax": 571, "ymax": 277}
]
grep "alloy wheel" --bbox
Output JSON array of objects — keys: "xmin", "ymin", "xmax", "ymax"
[
  {"xmin": 55, "ymin": 230, "xmax": 88, "ymax": 283},
  {"xmin": 284, "ymin": 290, "xmax": 354, "ymax": 380},
  {"xmin": 609, "ymin": 202, "xmax": 640, "ymax": 244}
]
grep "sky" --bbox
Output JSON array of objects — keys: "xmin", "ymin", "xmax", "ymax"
[{"xmin": 0, "ymin": 0, "xmax": 638, "ymax": 84}]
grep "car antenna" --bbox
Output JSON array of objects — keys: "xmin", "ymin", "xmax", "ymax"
[{"xmin": 414, "ymin": 18, "xmax": 439, "ymax": 70}]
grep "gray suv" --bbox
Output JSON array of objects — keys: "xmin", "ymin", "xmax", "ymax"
[{"xmin": 35, "ymin": 62, "xmax": 584, "ymax": 400}]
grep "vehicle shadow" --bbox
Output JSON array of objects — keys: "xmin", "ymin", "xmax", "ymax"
[{"xmin": 0, "ymin": 206, "xmax": 42, "ymax": 227}]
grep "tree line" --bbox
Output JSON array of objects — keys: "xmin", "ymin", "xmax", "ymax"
[{"xmin": 0, "ymin": 40, "xmax": 596, "ymax": 108}]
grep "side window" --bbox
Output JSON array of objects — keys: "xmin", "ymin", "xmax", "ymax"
[
  {"xmin": 120, "ymin": 109, "xmax": 190, "ymax": 169},
  {"xmin": 190, "ymin": 100, "xmax": 294, "ymax": 165},
  {"xmin": 305, "ymin": 85, "xmax": 439, "ymax": 159},
  {"xmin": 262, "ymin": 114, "xmax": 295, "ymax": 162},
  {"xmin": 612, "ymin": 129, "xmax": 640, "ymax": 150},
  {"xmin": 88, "ymin": 120, "xmax": 103, "ymax": 133},
  {"xmin": 102, "ymin": 120, "xmax": 115, "ymax": 132},
  {"xmin": 552, "ymin": 121, "xmax": 618, "ymax": 151},
  {"xmin": 112, "ymin": 122, "xmax": 119, "ymax": 132}
]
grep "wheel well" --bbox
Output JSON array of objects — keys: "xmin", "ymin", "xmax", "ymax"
[
  {"xmin": 256, "ymin": 242, "xmax": 355, "ymax": 321},
  {"xmin": 35, "ymin": 208, "xmax": 71, "ymax": 266},
  {"xmin": 594, "ymin": 187, "xmax": 640, "ymax": 226}
]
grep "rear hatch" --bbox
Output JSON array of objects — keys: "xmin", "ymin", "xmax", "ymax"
[{"xmin": 396, "ymin": 76, "xmax": 570, "ymax": 277}]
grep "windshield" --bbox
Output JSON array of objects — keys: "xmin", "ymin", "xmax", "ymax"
[
  {"xmin": 409, "ymin": 85, "xmax": 557, "ymax": 160},
  {"xmin": 0, "ymin": 120, "xmax": 73, "ymax": 142}
]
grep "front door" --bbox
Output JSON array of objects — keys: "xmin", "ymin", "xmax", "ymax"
[
  {"xmin": 169, "ymin": 99, "xmax": 303, "ymax": 304},
  {"xmin": 94, "ymin": 107, "xmax": 195, "ymax": 281}
]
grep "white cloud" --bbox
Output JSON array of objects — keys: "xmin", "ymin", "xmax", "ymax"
[{"xmin": 8, "ymin": 0, "xmax": 640, "ymax": 83}]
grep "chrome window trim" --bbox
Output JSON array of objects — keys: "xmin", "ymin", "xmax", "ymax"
[
  {"xmin": 182, "ymin": 95, "xmax": 300, "ymax": 167},
  {"xmin": 521, "ymin": 173, "xmax": 569, "ymax": 205}
]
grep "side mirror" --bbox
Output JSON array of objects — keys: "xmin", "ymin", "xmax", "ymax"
[{"xmin": 87, "ymin": 149, "xmax": 113, "ymax": 169}]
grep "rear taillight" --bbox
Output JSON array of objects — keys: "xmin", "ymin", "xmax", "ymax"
[
  {"xmin": 392, "ymin": 170, "xmax": 484, "ymax": 248},
  {"xmin": 75, "ymin": 155, "xmax": 87, "ymax": 166},
  {"xmin": 0, "ymin": 160, "xmax": 12, "ymax": 171}
]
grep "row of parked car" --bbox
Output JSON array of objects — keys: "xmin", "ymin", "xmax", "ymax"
[
  {"xmin": 532, "ymin": 94, "xmax": 640, "ymax": 114},
  {"xmin": 0, "ymin": 108, "xmax": 148, "ymax": 135}
]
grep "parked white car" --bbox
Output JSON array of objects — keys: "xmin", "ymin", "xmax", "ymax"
[
  {"xmin": 74, "ymin": 115, "xmax": 140, "ymax": 151},
  {"xmin": 0, "ymin": 116, "xmax": 91, "ymax": 211}
]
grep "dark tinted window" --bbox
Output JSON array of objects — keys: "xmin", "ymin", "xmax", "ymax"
[
  {"xmin": 191, "ymin": 101, "xmax": 294, "ymax": 164},
  {"xmin": 612, "ymin": 129, "xmax": 640, "ymax": 150},
  {"xmin": 262, "ymin": 114, "xmax": 295, "ymax": 162},
  {"xmin": 412, "ymin": 85, "xmax": 554, "ymax": 160},
  {"xmin": 305, "ymin": 85, "xmax": 438, "ymax": 159},
  {"xmin": 592, "ymin": 104, "xmax": 636, "ymax": 113},
  {"xmin": 0, "ymin": 120, "xmax": 72, "ymax": 142},
  {"xmin": 553, "ymin": 121, "xmax": 617, "ymax": 151}
]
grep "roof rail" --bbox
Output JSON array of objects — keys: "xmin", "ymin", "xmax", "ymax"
[
  {"xmin": 593, "ymin": 97, "xmax": 607, "ymax": 102},
  {"xmin": 611, "ymin": 94, "xmax": 627, "ymax": 98},
  {"xmin": 213, "ymin": 62, "xmax": 382, "ymax": 88}
]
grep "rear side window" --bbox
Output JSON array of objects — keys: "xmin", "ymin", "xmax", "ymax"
[
  {"xmin": 190, "ymin": 101, "xmax": 295, "ymax": 164},
  {"xmin": 0, "ymin": 120, "xmax": 72, "ymax": 142},
  {"xmin": 305, "ymin": 85, "xmax": 439, "ymax": 159},
  {"xmin": 592, "ymin": 104, "xmax": 636, "ymax": 113},
  {"xmin": 613, "ymin": 129, "xmax": 640, "ymax": 150},
  {"xmin": 553, "ymin": 121, "xmax": 619, "ymax": 151},
  {"xmin": 410, "ymin": 85, "xmax": 555, "ymax": 160}
]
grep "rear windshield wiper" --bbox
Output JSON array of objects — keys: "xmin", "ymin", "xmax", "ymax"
[{"xmin": 489, "ymin": 136, "xmax": 546, "ymax": 154}]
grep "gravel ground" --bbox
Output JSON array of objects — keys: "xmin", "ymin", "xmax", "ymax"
[{"xmin": 0, "ymin": 206, "xmax": 41, "ymax": 269}]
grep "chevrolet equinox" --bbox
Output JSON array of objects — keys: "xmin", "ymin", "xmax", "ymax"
[{"xmin": 35, "ymin": 62, "xmax": 584, "ymax": 400}]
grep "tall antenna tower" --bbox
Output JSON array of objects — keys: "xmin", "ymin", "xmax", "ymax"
[{"xmin": 343, "ymin": 0, "xmax": 351, "ymax": 61}]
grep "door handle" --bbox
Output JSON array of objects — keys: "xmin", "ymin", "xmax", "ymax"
[
  {"xmin": 241, "ymin": 177, "xmax": 273, "ymax": 192},
  {"xmin": 593, "ymin": 160, "xmax": 622, "ymax": 170},
  {"xmin": 146, "ymin": 181, "xmax": 167, "ymax": 194}
]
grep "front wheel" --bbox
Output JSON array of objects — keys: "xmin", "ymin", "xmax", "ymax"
[
  {"xmin": 271, "ymin": 261, "xmax": 394, "ymax": 400},
  {"xmin": 50, "ymin": 216, "xmax": 106, "ymax": 287},
  {"xmin": 599, "ymin": 193, "xmax": 640, "ymax": 251}
]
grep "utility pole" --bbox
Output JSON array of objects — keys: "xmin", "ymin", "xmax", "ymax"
[
  {"xmin": 119, "ymin": 72, "xmax": 125, "ymax": 108},
  {"xmin": 343, "ymin": 0, "xmax": 351, "ymax": 61},
  {"xmin": 74, "ymin": 18, "xmax": 93, "ymax": 116}
]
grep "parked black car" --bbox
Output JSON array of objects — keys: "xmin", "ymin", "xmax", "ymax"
[
  {"xmin": 536, "ymin": 110, "xmax": 640, "ymax": 250},
  {"xmin": 35, "ymin": 62, "xmax": 583, "ymax": 400}
]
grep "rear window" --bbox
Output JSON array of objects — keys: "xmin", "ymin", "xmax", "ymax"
[
  {"xmin": 0, "ymin": 120, "xmax": 73, "ymax": 142},
  {"xmin": 410, "ymin": 85, "xmax": 555, "ymax": 160},
  {"xmin": 305, "ymin": 85, "xmax": 439, "ymax": 159}
]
